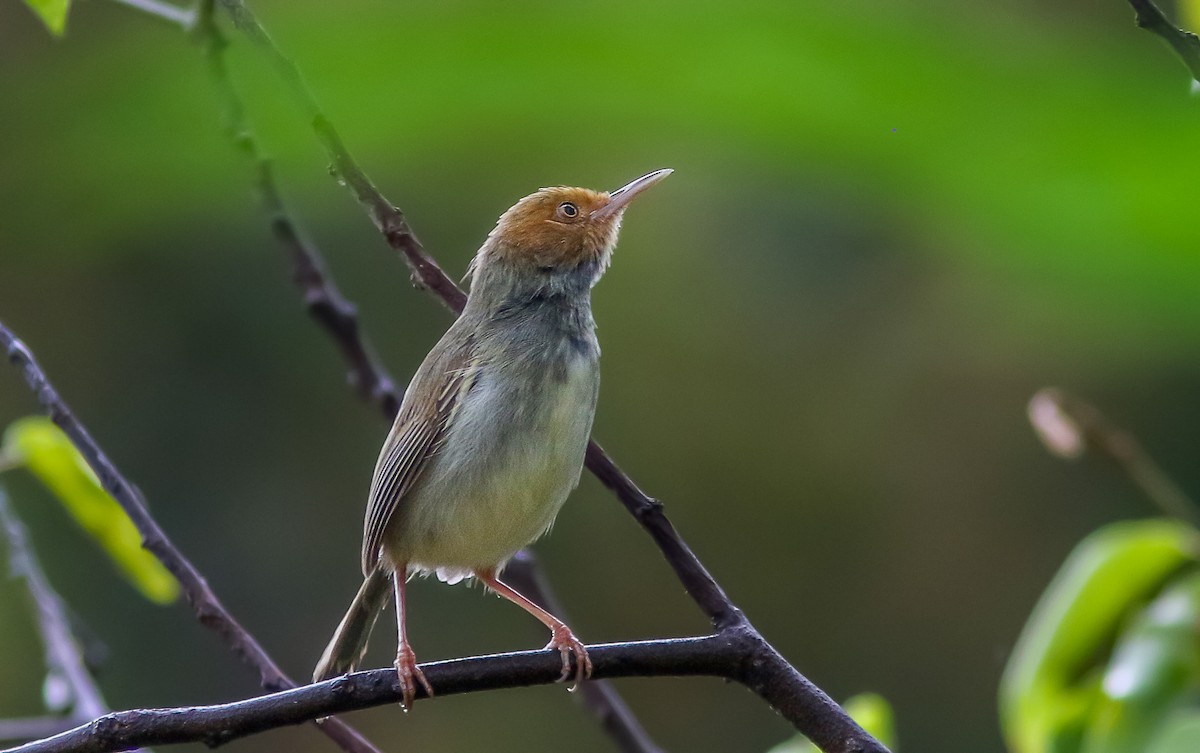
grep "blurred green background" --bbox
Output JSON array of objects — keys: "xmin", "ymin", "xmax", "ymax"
[{"xmin": 2, "ymin": 0, "xmax": 1200, "ymax": 751}]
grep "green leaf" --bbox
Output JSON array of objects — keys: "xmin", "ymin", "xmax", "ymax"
[
  {"xmin": 1080, "ymin": 572, "xmax": 1200, "ymax": 753},
  {"xmin": 2, "ymin": 417, "xmax": 179, "ymax": 604},
  {"xmin": 22, "ymin": 0, "xmax": 70, "ymax": 36},
  {"xmin": 765, "ymin": 693, "xmax": 898, "ymax": 752},
  {"xmin": 1000, "ymin": 520, "xmax": 1200, "ymax": 753}
]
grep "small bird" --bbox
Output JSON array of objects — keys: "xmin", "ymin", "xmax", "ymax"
[{"xmin": 314, "ymin": 169, "xmax": 672, "ymax": 709}]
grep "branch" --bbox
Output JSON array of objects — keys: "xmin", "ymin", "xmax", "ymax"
[
  {"xmin": 204, "ymin": 3, "xmax": 888, "ymax": 751},
  {"xmin": 7, "ymin": 637, "xmax": 736, "ymax": 753},
  {"xmin": 192, "ymin": 2, "xmax": 400, "ymax": 420},
  {"xmin": 0, "ymin": 322, "xmax": 381, "ymax": 753},
  {"xmin": 214, "ymin": 0, "xmax": 467, "ymax": 313},
  {"xmin": 505, "ymin": 553, "xmax": 664, "ymax": 753},
  {"xmin": 0, "ymin": 488, "xmax": 108, "ymax": 723},
  {"xmin": 0, "ymin": 490, "xmax": 139, "ymax": 750},
  {"xmin": 1028, "ymin": 388, "xmax": 1198, "ymax": 523},
  {"xmin": 1126, "ymin": 0, "xmax": 1200, "ymax": 83}
]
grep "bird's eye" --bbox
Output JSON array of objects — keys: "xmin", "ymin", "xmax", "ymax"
[{"xmin": 558, "ymin": 202, "xmax": 579, "ymax": 219}]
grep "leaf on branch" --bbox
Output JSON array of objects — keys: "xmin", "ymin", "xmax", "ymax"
[
  {"xmin": 2, "ymin": 417, "xmax": 180, "ymax": 604},
  {"xmin": 22, "ymin": 0, "xmax": 70, "ymax": 37},
  {"xmin": 765, "ymin": 693, "xmax": 897, "ymax": 753}
]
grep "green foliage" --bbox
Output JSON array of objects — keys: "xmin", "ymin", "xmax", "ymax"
[
  {"xmin": 1001, "ymin": 520, "xmax": 1200, "ymax": 753},
  {"xmin": 1, "ymin": 417, "xmax": 179, "ymax": 604},
  {"xmin": 21, "ymin": 0, "xmax": 69, "ymax": 36},
  {"xmin": 766, "ymin": 693, "xmax": 897, "ymax": 752},
  {"xmin": 1082, "ymin": 572, "xmax": 1200, "ymax": 753}
]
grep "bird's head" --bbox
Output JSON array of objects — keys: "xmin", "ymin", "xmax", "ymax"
[{"xmin": 468, "ymin": 169, "xmax": 671, "ymax": 295}]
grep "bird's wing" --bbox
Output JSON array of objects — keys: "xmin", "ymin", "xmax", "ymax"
[{"xmin": 361, "ymin": 339, "xmax": 478, "ymax": 574}]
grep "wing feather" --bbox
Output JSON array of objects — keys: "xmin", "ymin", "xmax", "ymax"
[{"xmin": 360, "ymin": 341, "xmax": 477, "ymax": 574}]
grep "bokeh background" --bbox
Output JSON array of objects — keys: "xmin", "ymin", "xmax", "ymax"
[{"xmin": 3, "ymin": 0, "xmax": 1200, "ymax": 751}]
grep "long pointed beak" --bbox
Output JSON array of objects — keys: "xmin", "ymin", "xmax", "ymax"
[{"xmin": 591, "ymin": 168, "xmax": 672, "ymax": 219}]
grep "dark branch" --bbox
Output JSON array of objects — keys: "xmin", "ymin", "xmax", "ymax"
[
  {"xmin": 214, "ymin": 0, "xmax": 468, "ymax": 313},
  {"xmin": 0, "ymin": 321, "xmax": 381, "ymax": 753},
  {"xmin": 193, "ymin": 2, "xmax": 400, "ymax": 420},
  {"xmin": 6, "ymin": 637, "xmax": 735, "ymax": 753},
  {"xmin": 505, "ymin": 552, "xmax": 664, "ymax": 753},
  {"xmin": 1126, "ymin": 0, "xmax": 1200, "ymax": 82}
]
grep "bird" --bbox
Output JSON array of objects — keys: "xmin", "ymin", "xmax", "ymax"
[{"xmin": 313, "ymin": 168, "xmax": 672, "ymax": 710}]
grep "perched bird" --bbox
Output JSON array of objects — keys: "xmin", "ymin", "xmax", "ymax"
[{"xmin": 314, "ymin": 169, "xmax": 672, "ymax": 709}]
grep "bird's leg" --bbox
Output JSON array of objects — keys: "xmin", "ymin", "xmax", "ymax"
[
  {"xmin": 475, "ymin": 568, "xmax": 593, "ymax": 688},
  {"xmin": 393, "ymin": 567, "xmax": 432, "ymax": 710}
]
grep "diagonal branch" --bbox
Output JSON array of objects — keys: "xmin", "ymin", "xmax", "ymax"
[
  {"xmin": 0, "ymin": 489, "xmax": 108, "ymax": 722},
  {"xmin": 505, "ymin": 552, "xmax": 664, "ymax": 753},
  {"xmin": 0, "ymin": 488, "xmax": 127, "ymax": 750},
  {"xmin": 1126, "ymin": 0, "xmax": 1200, "ymax": 82},
  {"xmin": 214, "ymin": 0, "xmax": 467, "ymax": 313},
  {"xmin": 193, "ymin": 1, "xmax": 400, "ymax": 420},
  {"xmin": 0, "ymin": 322, "xmax": 380, "ymax": 753}
]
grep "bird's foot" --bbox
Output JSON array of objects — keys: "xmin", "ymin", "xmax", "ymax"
[
  {"xmin": 544, "ymin": 623, "xmax": 592, "ymax": 689},
  {"xmin": 395, "ymin": 644, "xmax": 433, "ymax": 711}
]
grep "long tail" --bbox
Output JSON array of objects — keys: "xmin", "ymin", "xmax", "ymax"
[{"xmin": 314, "ymin": 568, "xmax": 391, "ymax": 682}]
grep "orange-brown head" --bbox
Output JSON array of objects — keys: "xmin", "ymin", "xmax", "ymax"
[{"xmin": 469, "ymin": 169, "xmax": 671, "ymax": 289}]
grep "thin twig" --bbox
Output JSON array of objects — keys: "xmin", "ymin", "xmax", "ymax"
[
  {"xmin": 192, "ymin": 1, "xmax": 400, "ymax": 420},
  {"xmin": 204, "ymin": 3, "xmax": 886, "ymax": 751},
  {"xmin": 1126, "ymin": 0, "xmax": 1200, "ymax": 83},
  {"xmin": 0, "ymin": 321, "xmax": 381, "ymax": 753},
  {"xmin": 506, "ymin": 552, "xmax": 665, "ymax": 753},
  {"xmin": 1028, "ymin": 388, "xmax": 1199, "ymax": 524},
  {"xmin": 214, "ymin": 0, "xmax": 468, "ymax": 313},
  {"xmin": 5, "ymin": 636, "xmax": 736, "ymax": 753},
  {"xmin": 0, "ymin": 488, "xmax": 108, "ymax": 723}
]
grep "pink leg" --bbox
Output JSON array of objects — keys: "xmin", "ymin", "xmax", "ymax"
[
  {"xmin": 393, "ymin": 567, "xmax": 433, "ymax": 710},
  {"xmin": 475, "ymin": 568, "xmax": 593, "ymax": 687}
]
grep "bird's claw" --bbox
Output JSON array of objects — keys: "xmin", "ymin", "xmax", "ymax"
[
  {"xmin": 544, "ymin": 624, "xmax": 592, "ymax": 689},
  {"xmin": 395, "ymin": 644, "xmax": 433, "ymax": 711}
]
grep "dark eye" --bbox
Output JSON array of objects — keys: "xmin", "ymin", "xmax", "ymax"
[{"xmin": 558, "ymin": 202, "xmax": 579, "ymax": 219}]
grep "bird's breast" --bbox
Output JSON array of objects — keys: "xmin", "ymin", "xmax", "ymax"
[{"xmin": 392, "ymin": 332, "xmax": 600, "ymax": 578}]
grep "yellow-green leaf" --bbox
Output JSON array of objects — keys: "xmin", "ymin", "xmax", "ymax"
[
  {"xmin": 1000, "ymin": 520, "xmax": 1200, "ymax": 753},
  {"xmin": 2, "ymin": 417, "xmax": 179, "ymax": 604},
  {"xmin": 22, "ymin": 0, "xmax": 70, "ymax": 37},
  {"xmin": 1184, "ymin": 1, "xmax": 1200, "ymax": 36},
  {"xmin": 766, "ymin": 693, "xmax": 898, "ymax": 753}
]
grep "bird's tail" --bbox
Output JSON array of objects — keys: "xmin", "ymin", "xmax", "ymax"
[{"xmin": 314, "ymin": 568, "xmax": 391, "ymax": 682}]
